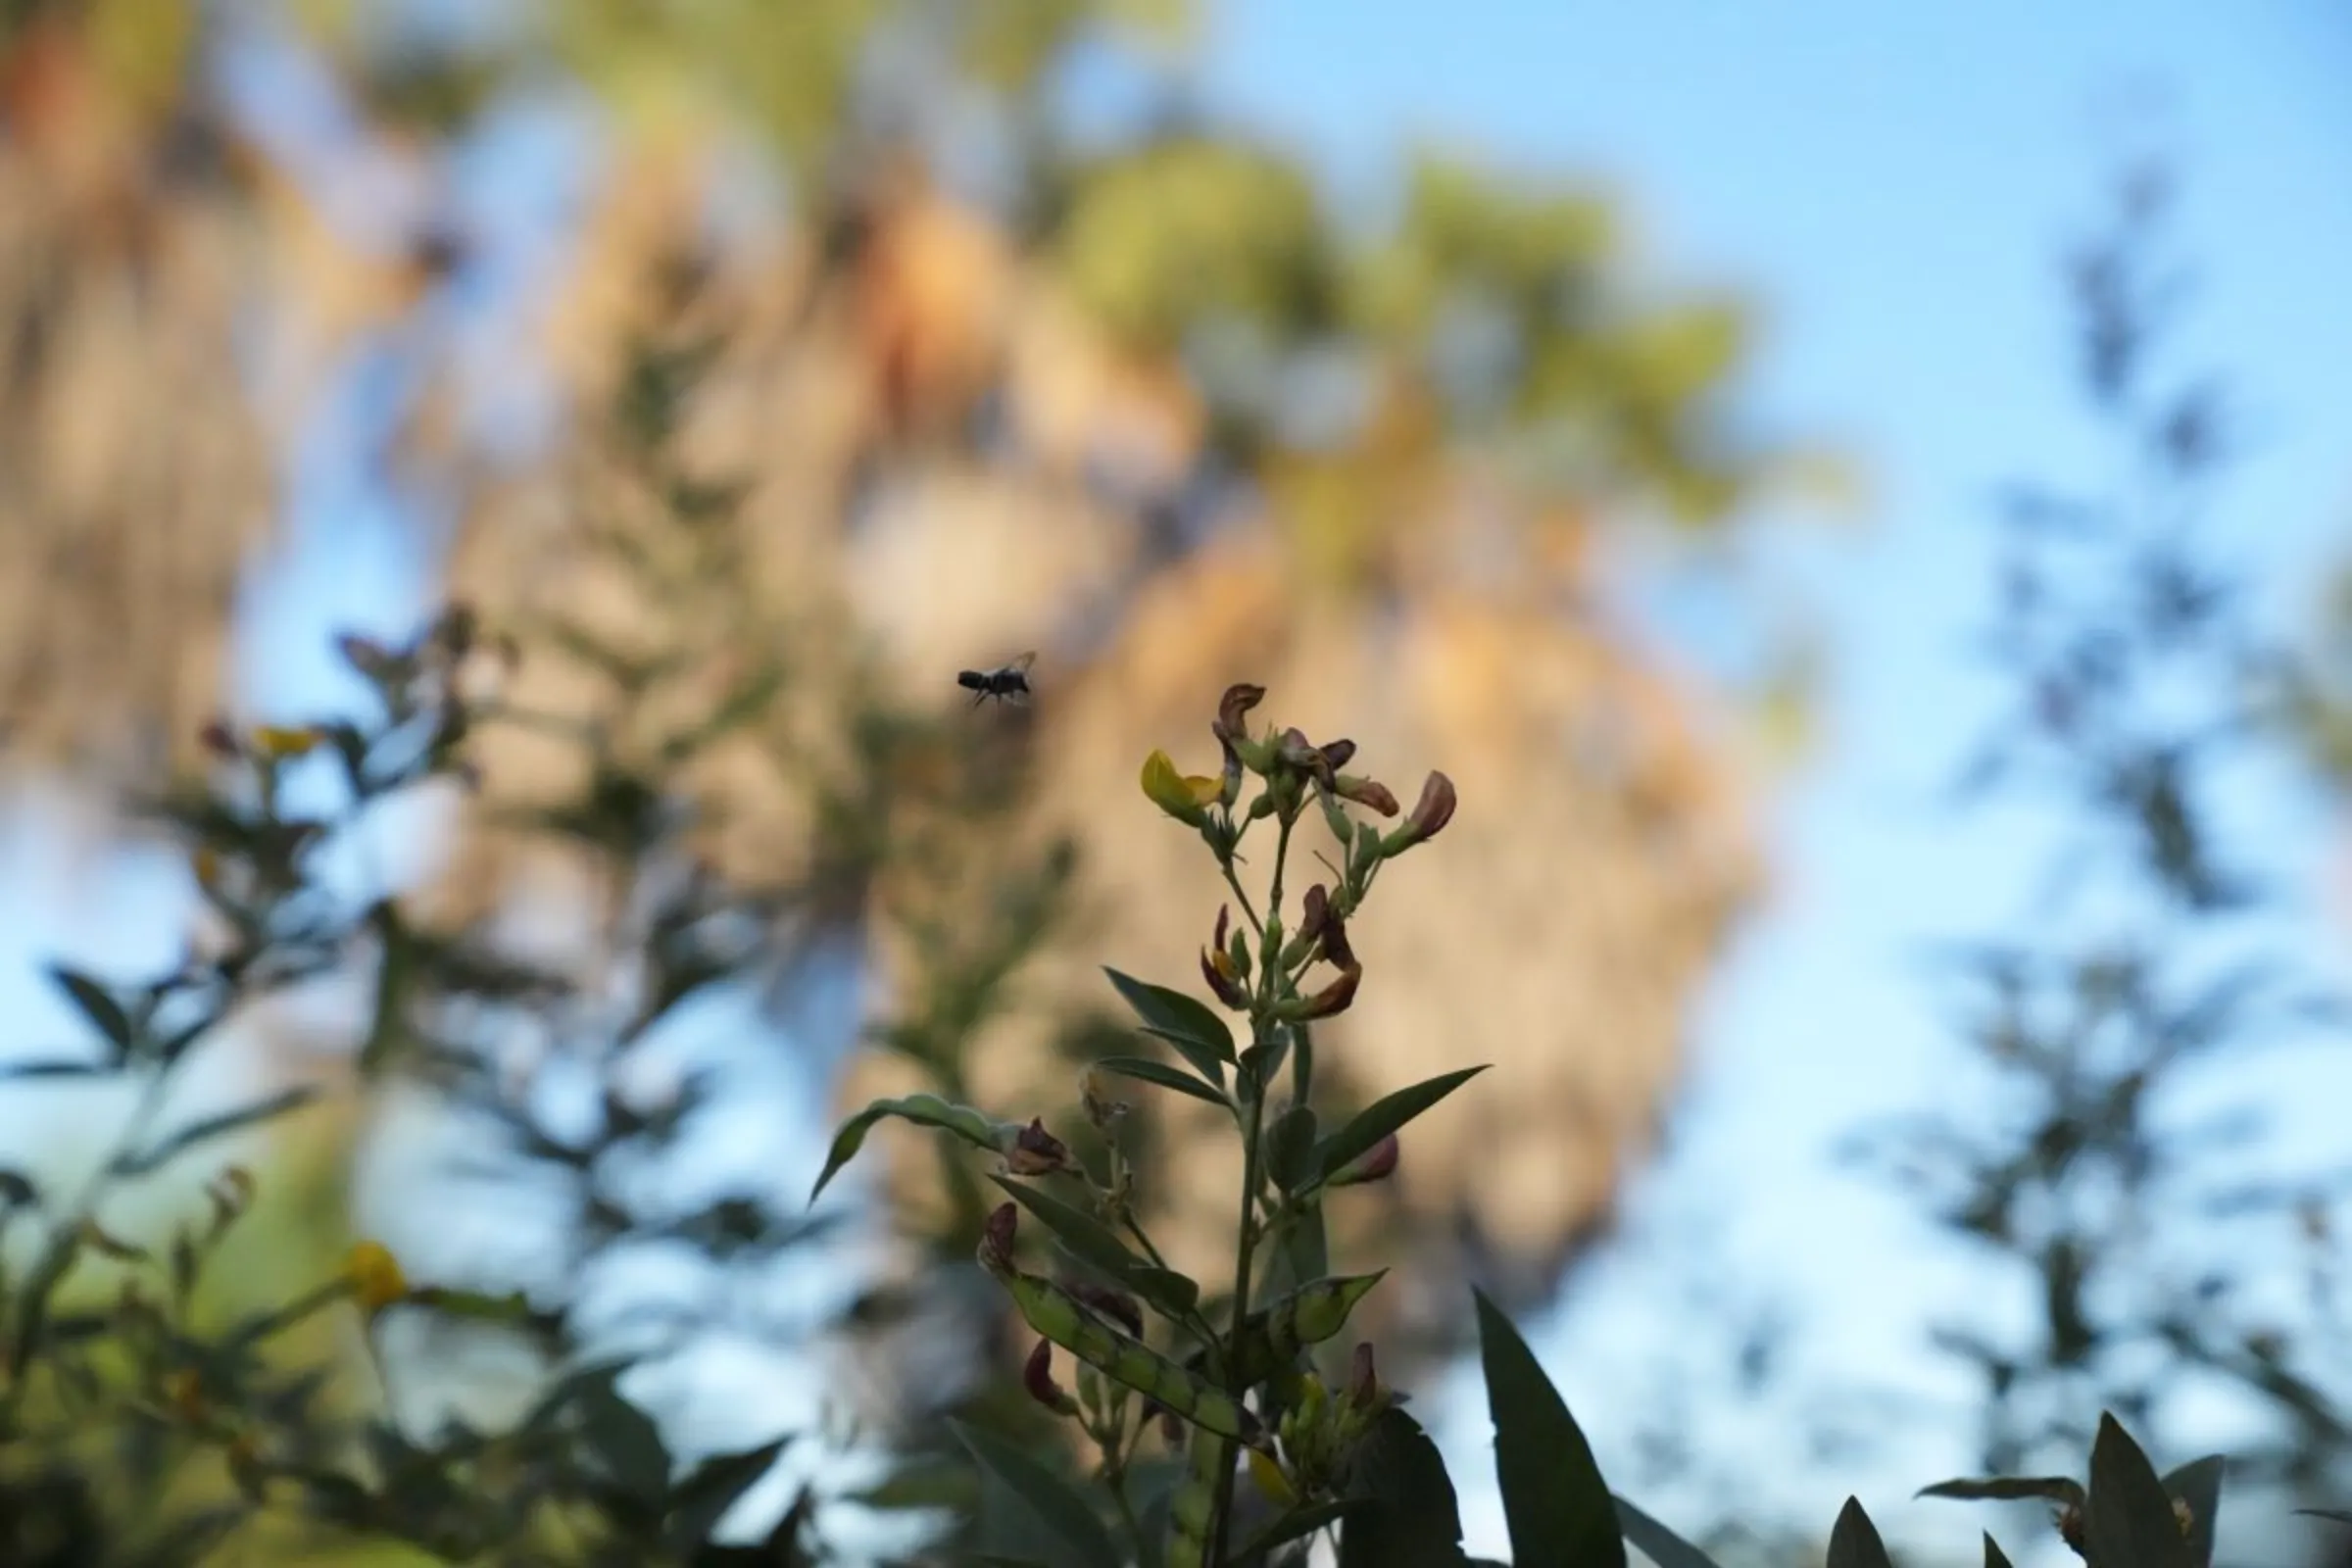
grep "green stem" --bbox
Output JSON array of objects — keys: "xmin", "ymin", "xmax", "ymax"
[{"xmin": 1220, "ymin": 858, "xmax": 1265, "ymax": 939}]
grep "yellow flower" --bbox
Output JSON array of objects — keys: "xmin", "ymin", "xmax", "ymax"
[
  {"xmin": 251, "ymin": 724, "xmax": 321, "ymax": 760},
  {"xmin": 344, "ymin": 1240, "xmax": 409, "ymax": 1314},
  {"xmin": 162, "ymin": 1368, "xmax": 206, "ymax": 1422},
  {"xmin": 1141, "ymin": 750, "xmax": 1220, "ymax": 826},
  {"xmin": 1248, "ymin": 1446, "xmax": 1298, "ymax": 1508}
]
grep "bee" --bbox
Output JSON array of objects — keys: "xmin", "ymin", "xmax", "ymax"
[{"xmin": 956, "ymin": 652, "xmax": 1036, "ymax": 709}]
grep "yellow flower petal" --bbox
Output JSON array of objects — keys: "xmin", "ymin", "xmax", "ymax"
[
  {"xmin": 1248, "ymin": 1446, "xmax": 1298, "ymax": 1508},
  {"xmin": 1141, "ymin": 749, "xmax": 1212, "ymax": 825},
  {"xmin": 251, "ymin": 724, "xmax": 321, "ymax": 760}
]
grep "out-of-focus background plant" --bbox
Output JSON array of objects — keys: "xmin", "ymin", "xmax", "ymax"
[{"xmin": 2, "ymin": 0, "xmax": 2350, "ymax": 1564}]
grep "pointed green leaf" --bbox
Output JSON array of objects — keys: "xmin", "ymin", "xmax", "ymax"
[
  {"xmin": 1310, "ymin": 1067, "xmax": 1487, "ymax": 1191},
  {"xmin": 1237, "ymin": 1498, "xmax": 1362, "ymax": 1558},
  {"xmin": 2087, "ymin": 1413, "xmax": 2192, "ymax": 1568},
  {"xmin": 1916, "ymin": 1477, "xmax": 2085, "ymax": 1508},
  {"xmin": 1983, "ymin": 1534, "xmax": 2013, "ymax": 1568},
  {"xmin": 951, "ymin": 1418, "xmax": 1122, "ymax": 1568},
  {"xmin": 578, "ymin": 1373, "xmax": 671, "ymax": 1504},
  {"xmin": 1473, "ymin": 1288, "xmax": 1623, "ymax": 1568},
  {"xmin": 111, "ymin": 1088, "xmax": 321, "ymax": 1177},
  {"xmin": 1827, "ymin": 1497, "xmax": 1893, "ymax": 1568},
  {"xmin": 1096, "ymin": 1054, "xmax": 1230, "ymax": 1108},
  {"xmin": 1104, "ymin": 967, "xmax": 1234, "ymax": 1083},
  {"xmin": 808, "ymin": 1094, "xmax": 1020, "ymax": 1204},
  {"xmin": 988, "ymin": 1174, "xmax": 1200, "ymax": 1320},
  {"xmin": 1265, "ymin": 1104, "xmax": 1320, "ymax": 1194},
  {"xmin": 1336, "ymin": 1407, "xmax": 1467, "ymax": 1568},
  {"xmin": 1613, "ymin": 1495, "xmax": 1726, "ymax": 1568},
  {"xmin": 665, "ymin": 1438, "xmax": 788, "ymax": 1548},
  {"xmin": 46, "ymin": 966, "xmax": 135, "ymax": 1058},
  {"xmin": 0, "ymin": 1059, "xmax": 106, "ymax": 1080},
  {"xmin": 2159, "ymin": 1455, "xmax": 2223, "ymax": 1568}
]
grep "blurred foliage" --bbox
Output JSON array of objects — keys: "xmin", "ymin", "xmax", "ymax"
[{"xmin": 1838, "ymin": 163, "xmax": 2352, "ymax": 1545}]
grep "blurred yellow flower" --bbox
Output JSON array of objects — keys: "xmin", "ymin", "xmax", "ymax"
[
  {"xmin": 251, "ymin": 724, "xmax": 321, "ymax": 760},
  {"xmin": 344, "ymin": 1240, "xmax": 408, "ymax": 1314},
  {"xmin": 1247, "ymin": 1446, "xmax": 1298, "ymax": 1507}
]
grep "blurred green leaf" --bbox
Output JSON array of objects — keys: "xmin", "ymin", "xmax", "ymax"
[
  {"xmin": 951, "ymin": 1418, "xmax": 1123, "ymax": 1568},
  {"xmin": 666, "ymin": 1438, "xmax": 789, "ymax": 1549},
  {"xmin": 1264, "ymin": 1103, "xmax": 1319, "ymax": 1193},
  {"xmin": 1474, "ymin": 1287, "xmax": 1623, "ymax": 1568},
  {"xmin": 112, "ymin": 1088, "xmax": 321, "ymax": 1177},
  {"xmin": 579, "ymin": 1371, "xmax": 673, "ymax": 1505},
  {"xmin": 45, "ymin": 965, "xmax": 135, "ymax": 1058}
]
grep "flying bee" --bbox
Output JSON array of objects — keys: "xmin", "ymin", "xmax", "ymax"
[{"xmin": 957, "ymin": 651, "xmax": 1036, "ymax": 709}]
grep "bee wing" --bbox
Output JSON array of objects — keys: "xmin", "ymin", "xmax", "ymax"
[{"xmin": 1006, "ymin": 651, "xmax": 1037, "ymax": 676}]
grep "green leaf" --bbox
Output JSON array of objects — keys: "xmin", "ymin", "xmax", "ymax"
[
  {"xmin": 1265, "ymin": 1104, "xmax": 1319, "ymax": 1193},
  {"xmin": 409, "ymin": 1287, "xmax": 536, "ymax": 1324},
  {"xmin": 988, "ymin": 1174, "xmax": 1200, "ymax": 1321},
  {"xmin": 1336, "ymin": 1408, "xmax": 1467, "ymax": 1568},
  {"xmin": 1916, "ymin": 1476, "xmax": 2085, "ymax": 1508},
  {"xmin": 1827, "ymin": 1496, "xmax": 1893, "ymax": 1568},
  {"xmin": 1096, "ymin": 1054, "xmax": 1230, "ymax": 1108},
  {"xmin": 1104, "ymin": 967, "xmax": 1234, "ymax": 1084},
  {"xmin": 46, "ymin": 966, "xmax": 135, "ymax": 1058},
  {"xmin": 2086, "ymin": 1413, "xmax": 2192, "ymax": 1568},
  {"xmin": 1237, "ymin": 1498, "xmax": 1361, "ymax": 1558},
  {"xmin": 2159, "ymin": 1455, "xmax": 2224, "ymax": 1568},
  {"xmin": 579, "ymin": 1372, "xmax": 672, "ymax": 1505},
  {"xmin": 1474, "ymin": 1288, "xmax": 1623, "ymax": 1568},
  {"xmin": 951, "ymin": 1418, "xmax": 1123, "ymax": 1568},
  {"xmin": 665, "ymin": 1438, "xmax": 788, "ymax": 1548},
  {"xmin": 111, "ymin": 1088, "xmax": 321, "ymax": 1177},
  {"xmin": 808, "ymin": 1094, "xmax": 1019, "ymax": 1204},
  {"xmin": 1983, "ymin": 1534, "xmax": 2014, "ymax": 1568},
  {"xmin": 0, "ymin": 1059, "xmax": 106, "ymax": 1080},
  {"xmin": 2301, "ymin": 1508, "xmax": 2352, "ymax": 1524},
  {"xmin": 1310, "ymin": 1066, "xmax": 1488, "ymax": 1191},
  {"xmin": 1613, "ymin": 1494, "xmax": 1722, "ymax": 1568}
]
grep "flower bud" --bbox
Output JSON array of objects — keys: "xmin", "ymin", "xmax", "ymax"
[
  {"xmin": 1348, "ymin": 1342, "xmax": 1380, "ymax": 1406},
  {"xmin": 980, "ymin": 1201, "xmax": 1019, "ymax": 1272},
  {"xmin": 1278, "ymin": 965, "xmax": 1360, "ymax": 1021},
  {"xmin": 343, "ymin": 1241, "xmax": 408, "ymax": 1317},
  {"xmin": 1334, "ymin": 775, "xmax": 1400, "ymax": 816},
  {"xmin": 1327, "ymin": 1133, "xmax": 1398, "ymax": 1188},
  {"xmin": 1383, "ymin": 771, "xmax": 1457, "ymax": 855},
  {"xmin": 198, "ymin": 718, "xmax": 241, "ymax": 760},
  {"xmin": 1201, "ymin": 946, "xmax": 1250, "ymax": 1009},
  {"xmin": 1004, "ymin": 1118, "xmax": 1074, "ymax": 1177},
  {"xmin": 1024, "ymin": 1338, "xmax": 1079, "ymax": 1417},
  {"xmin": 1079, "ymin": 1068, "xmax": 1123, "ymax": 1130},
  {"xmin": 1066, "ymin": 1282, "xmax": 1145, "ymax": 1339},
  {"xmin": 1215, "ymin": 683, "xmax": 1266, "ymax": 741}
]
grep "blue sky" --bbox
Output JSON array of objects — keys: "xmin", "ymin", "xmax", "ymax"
[
  {"xmin": 1179, "ymin": 1, "xmax": 2352, "ymax": 1558},
  {"xmin": 4, "ymin": 3, "xmax": 2352, "ymax": 1563}
]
